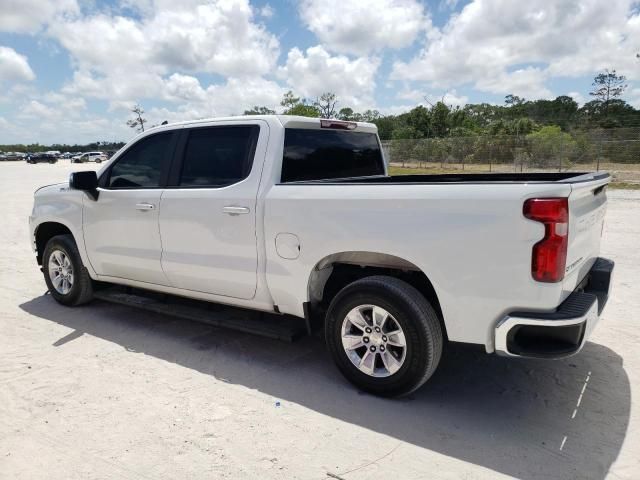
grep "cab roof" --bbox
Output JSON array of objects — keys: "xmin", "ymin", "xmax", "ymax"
[{"xmin": 150, "ymin": 115, "xmax": 378, "ymax": 134}]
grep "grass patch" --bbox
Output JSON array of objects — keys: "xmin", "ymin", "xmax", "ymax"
[{"xmin": 608, "ymin": 182, "xmax": 640, "ymax": 190}]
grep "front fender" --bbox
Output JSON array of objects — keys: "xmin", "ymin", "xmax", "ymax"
[{"xmin": 31, "ymin": 188, "xmax": 97, "ymax": 278}]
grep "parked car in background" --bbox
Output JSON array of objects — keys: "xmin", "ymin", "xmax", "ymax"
[
  {"xmin": 72, "ymin": 151, "xmax": 107, "ymax": 163},
  {"xmin": 26, "ymin": 153, "xmax": 58, "ymax": 164},
  {"xmin": 3, "ymin": 152, "xmax": 26, "ymax": 161},
  {"xmin": 28, "ymin": 115, "xmax": 614, "ymax": 397}
]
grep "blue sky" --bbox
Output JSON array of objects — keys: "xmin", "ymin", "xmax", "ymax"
[{"xmin": 0, "ymin": 0, "xmax": 638, "ymax": 144}]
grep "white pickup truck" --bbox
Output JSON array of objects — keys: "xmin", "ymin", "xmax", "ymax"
[{"xmin": 29, "ymin": 115, "xmax": 614, "ymax": 396}]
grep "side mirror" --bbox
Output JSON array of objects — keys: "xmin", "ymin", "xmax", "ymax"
[{"xmin": 69, "ymin": 171, "xmax": 99, "ymax": 200}]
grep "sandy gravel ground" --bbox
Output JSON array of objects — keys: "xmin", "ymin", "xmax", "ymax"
[{"xmin": 0, "ymin": 161, "xmax": 638, "ymax": 480}]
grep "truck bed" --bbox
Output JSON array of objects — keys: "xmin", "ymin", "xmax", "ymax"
[{"xmin": 289, "ymin": 172, "xmax": 609, "ymax": 184}]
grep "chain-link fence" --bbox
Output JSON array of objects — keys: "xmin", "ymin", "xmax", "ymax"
[{"xmin": 381, "ymin": 128, "xmax": 640, "ymax": 184}]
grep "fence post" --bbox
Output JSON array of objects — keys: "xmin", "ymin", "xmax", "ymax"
[
  {"xmin": 489, "ymin": 141, "xmax": 493, "ymax": 172},
  {"xmin": 597, "ymin": 140, "xmax": 602, "ymax": 171},
  {"xmin": 558, "ymin": 135, "xmax": 563, "ymax": 172}
]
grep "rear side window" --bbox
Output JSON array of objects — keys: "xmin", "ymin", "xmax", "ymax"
[
  {"xmin": 281, "ymin": 129, "xmax": 384, "ymax": 182},
  {"xmin": 178, "ymin": 126, "xmax": 259, "ymax": 187},
  {"xmin": 108, "ymin": 133, "xmax": 172, "ymax": 188}
]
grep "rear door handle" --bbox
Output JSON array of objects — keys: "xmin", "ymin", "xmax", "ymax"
[
  {"xmin": 222, "ymin": 206, "xmax": 250, "ymax": 215},
  {"xmin": 135, "ymin": 202, "xmax": 155, "ymax": 211}
]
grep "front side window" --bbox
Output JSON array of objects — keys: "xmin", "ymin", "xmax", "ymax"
[
  {"xmin": 108, "ymin": 133, "xmax": 172, "ymax": 188},
  {"xmin": 178, "ymin": 126, "xmax": 259, "ymax": 187}
]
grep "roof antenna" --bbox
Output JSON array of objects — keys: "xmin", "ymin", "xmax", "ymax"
[{"xmin": 161, "ymin": 120, "xmax": 168, "ymax": 125}]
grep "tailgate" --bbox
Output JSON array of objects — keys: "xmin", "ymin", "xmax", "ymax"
[{"xmin": 562, "ymin": 174, "xmax": 610, "ymax": 295}]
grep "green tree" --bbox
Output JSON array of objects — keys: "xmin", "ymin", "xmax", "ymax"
[
  {"xmin": 505, "ymin": 94, "xmax": 525, "ymax": 106},
  {"xmin": 280, "ymin": 91, "xmax": 301, "ymax": 111},
  {"xmin": 526, "ymin": 125, "xmax": 576, "ymax": 169},
  {"xmin": 590, "ymin": 69, "xmax": 627, "ymax": 116},
  {"xmin": 360, "ymin": 110, "xmax": 381, "ymax": 122},
  {"xmin": 338, "ymin": 107, "xmax": 357, "ymax": 120},
  {"xmin": 431, "ymin": 101, "xmax": 450, "ymax": 137},
  {"xmin": 406, "ymin": 105, "xmax": 431, "ymax": 138},
  {"xmin": 244, "ymin": 106, "xmax": 276, "ymax": 115},
  {"xmin": 314, "ymin": 92, "xmax": 338, "ymax": 118},
  {"xmin": 279, "ymin": 90, "xmax": 320, "ymax": 117},
  {"xmin": 126, "ymin": 105, "xmax": 147, "ymax": 133},
  {"xmin": 286, "ymin": 103, "xmax": 321, "ymax": 117}
]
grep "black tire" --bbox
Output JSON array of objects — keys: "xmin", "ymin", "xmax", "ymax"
[
  {"xmin": 325, "ymin": 276, "xmax": 443, "ymax": 397},
  {"xmin": 42, "ymin": 234, "xmax": 94, "ymax": 306}
]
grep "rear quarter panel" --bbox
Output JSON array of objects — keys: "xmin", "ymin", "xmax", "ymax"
[{"xmin": 264, "ymin": 181, "xmax": 574, "ymax": 350}]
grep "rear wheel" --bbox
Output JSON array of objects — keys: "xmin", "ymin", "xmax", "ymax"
[
  {"xmin": 325, "ymin": 276, "xmax": 443, "ymax": 397},
  {"xmin": 42, "ymin": 234, "xmax": 94, "ymax": 306}
]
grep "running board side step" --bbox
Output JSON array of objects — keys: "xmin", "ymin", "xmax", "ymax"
[{"xmin": 93, "ymin": 285, "xmax": 308, "ymax": 342}]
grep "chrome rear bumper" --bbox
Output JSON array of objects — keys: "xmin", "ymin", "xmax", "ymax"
[{"xmin": 495, "ymin": 258, "xmax": 614, "ymax": 358}]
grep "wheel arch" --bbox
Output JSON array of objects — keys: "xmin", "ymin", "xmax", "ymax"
[
  {"xmin": 307, "ymin": 251, "xmax": 446, "ymax": 338},
  {"xmin": 34, "ymin": 221, "xmax": 74, "ymax": 265}
]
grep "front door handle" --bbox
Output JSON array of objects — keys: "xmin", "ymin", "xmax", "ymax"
[
  {"xmin": 222, "ymin": 206, "xmax": 250, "ymax": 215},
  {"xmin": 135, "ymin": 202, "xmax": 155, "ymax": 211}
]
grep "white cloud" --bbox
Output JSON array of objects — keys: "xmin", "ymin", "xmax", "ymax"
[
  {"xmin": 567, "ymin": 91, "xmax": 586, "ymax": 106},
  {"xmin": 0, "ymin": 46, "xmax": 36, "ymax": 82},
  {"xmin": 164, "ymin": 73, "xmax": 207, "ymax": 102},
  {"xmin": 378, "ymin": 104, "xmax": 419, "ymax": 115},
  {"xmin": 475, "ymin": 67, "xmax": 552, "ymax": 99},
  {"xmin": 440, "ymin": 0, "xmax": 459, "ymax": 10},
  {"xmin": 48, "ymin": 0, "xmax": 280, "ymax": 103},
  {"xmin": 0, "ymin": 0, "xmax": 79, "ymax": 33},
  {"xmin": 20, "ymin": 100, "xmax": 56, "ymax": 119},
  {"xmin": 19, "ymin": 92, "xmax": 87, "ymax": 122},
  {"xmin": 299, "ymin": 0, "xmax": 429, "ymax": 55},
  {"xmin": 431, "ymin": 90, "xmax": 470, "ymax": 107},
  {"xmin": 627, "ymin": 87, "xmax": 640, "ymax": 108},
  {"xmin": 259, "ymin": 4, "xmax": 274, "ymax": 18},
  {"xmin": 278, "ymin": 45, "xmax": 380, "ymax": 108},
  {"xmin": 147, "ymin": 76, "xmax": 285, "ymax": 123},
  {"xmin": 392, "ymin": 0, "xmax": 640, "ymax": 97},
  {"xmin": 396, "ymin": 87, "xmax": 469, "ymax": 107}
]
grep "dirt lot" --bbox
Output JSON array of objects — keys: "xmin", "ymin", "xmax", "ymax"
[{"xmin": 1, "ymin": 161, "xmax": 639, "ymax": 479}]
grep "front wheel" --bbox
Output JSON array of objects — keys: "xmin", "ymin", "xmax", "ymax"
[
  {"xmin": 42, "ymin": 234, "xmax": 94, "ymax": 306},
  {"xmin": 325, "ymin": 276, "xmax": 443, "ymax": 397}
]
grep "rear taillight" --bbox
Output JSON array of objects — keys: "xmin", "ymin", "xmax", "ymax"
[{"xmin": 523, "ymin": 198, "xmax": 569, "ymax": 283}]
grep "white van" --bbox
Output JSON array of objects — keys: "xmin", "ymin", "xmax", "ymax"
[{"xmin": 72, "ymin": 152, "xmax": 107, "ymax": 164}]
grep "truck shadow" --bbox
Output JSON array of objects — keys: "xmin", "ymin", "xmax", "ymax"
[{"xmin": 20, "ymin": 295, "xmax": 630, "ymax": 480}]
